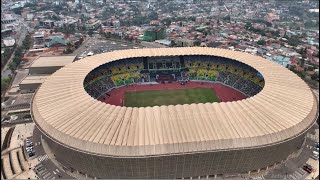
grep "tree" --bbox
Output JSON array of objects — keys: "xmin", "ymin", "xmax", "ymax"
[
  {"xmin": 79, "ymin": 37, "xmax": 84, "ymax": 44},
  {"xmin": 22, "ymin": 35, "xmax": 31, "ymax": 50},
  {"xmin": 99, "ymin": 29, "xmax": 105, "ymax": 36},
  {"xmin": 244, "ymin": 22, "xmax": 252, "ymax": 30},
  {"xmin": 311, "ymin": 72, "xmax": 319, "ymax": 80},
  {"xmin": 88, "ymin": 30, "xmax": 94, "ymax": 37},
  {"xmin": 305, "ymin": 66, "xmax": 315, "ymax": 71},
  {"xmin": 228, "ymin": 42, "xmax": 238, "ymax": 47},
  {"xmin": 265, "ymin": 21, "xmax": 272, "ymax": 27},
  {"xmin": 14, "ymin": 47, "xmax": 22, "ymax": 57},
  {"xmin": 188, "ymin": 16, "xmax": 196, "ymax": 22},
  {"xmin": 12, "ymin": 56, "xmax": 21, "ymax": 65},
  {"xmin": 194, "ymin": 40, "xmax": 201, "ymax": 47},
  {"xmin": 257, "ymin": 40, "xmax": 266, "ymax": 46},
  {"xmin": 105, "ymin": 32, "xmax": 111, "ymax": 38},
  {"xmin": 287, "ymin": 36, "xmax": 301, "ymax": 46},
  {"xmin": 12, "ymin": 7, "xmax": 23, "ymax": 15},
  {"xmin": 51, "ymin": 15, "xmax": 60, "ymax": 21},
  {"xmin": 170, "ymin": 40, "xmax": 176, "ymax": 47},
  {"xmin": 161, "ymin": 18, "xmax": 172, "ymax": 26},
  {"xmin": 148, "ymin": 11, "xmax": 158, "ymax": 20},
  {"xmin": 1, "ymin": 77, "xmax": 12, "ymax": 92},
  {"xmin": 300, "ymin": 58, "xmax": 306, "ymax": 68},
  {"xmin": 8, "ymin": 62, "xmax": 17, "ymax": 72},
  {"xmin": 66, "ymin": 42, "xmax": 73, "ymax": 48},
  {"xmin": 64, "ymin": 46, "xmax": 73, "ymax": 54},
  {"xmin": 223, "ymin": 15, "xmax": 231, "ymax": 22}
]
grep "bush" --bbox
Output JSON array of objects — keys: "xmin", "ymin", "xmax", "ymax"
[
  {"xmin": 311, "ymin": 73, "xmax": 319, "ymax": 80},
  {"xmin": 257, "ymin": 40, "xmax": 266, "ymax": 45},
  {"xmin": 1, "ymin": 77, "xmax": 12, "ymax": 92}
]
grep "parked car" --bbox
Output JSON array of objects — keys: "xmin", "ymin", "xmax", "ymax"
[
  {"xmin": 26, "ymin": 148, "xmax": 33, "ymax": 152},
  {"xmin": 36, "ymin": 166, "xmax": 45, "ymax": 172},
  {"xmin": 26, "ymin": 141, "xmax": 33, "ymax": 146},
  {"xmin": 311, "ymin": 154, "xmax": 319, "ymax": 160},
  {"xmin": 303, "ymin": 165, "xmax": 313, "ymax": 173},
  {"xmin": 313, "ymin": 151, "xmax": 319, "ymax": 156}
]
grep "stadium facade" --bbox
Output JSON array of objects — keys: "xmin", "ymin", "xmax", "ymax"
[{"xmin": 31, "ymin": 47, "xmax": 318, "ymax": 179}]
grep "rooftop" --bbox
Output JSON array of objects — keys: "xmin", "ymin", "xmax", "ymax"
[
  {"xmin": 30, "ymin": 56, "xmax": 76, "ymax": 68},
  {"xmin": 20, "ymin": 75, "xmax": 49, "ymax": 85}
]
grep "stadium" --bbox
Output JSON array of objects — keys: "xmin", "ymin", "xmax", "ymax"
[{"xmin": 31, "ymin": 47, "xmax": 318, "ymax": 179}]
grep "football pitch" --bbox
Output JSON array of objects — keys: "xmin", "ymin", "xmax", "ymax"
[{"xmin": 124, "ymin": 88, "xmax": 220, "ymax": 107}]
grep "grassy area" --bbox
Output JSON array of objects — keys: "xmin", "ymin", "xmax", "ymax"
[{"xmin": 124, "ymin": 88, "xmax": 220, "ymax": 107}]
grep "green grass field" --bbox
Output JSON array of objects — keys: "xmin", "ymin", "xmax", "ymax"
[{"xmin": 124, "ymin": 88, "xmax": 220, "ymax": 107}]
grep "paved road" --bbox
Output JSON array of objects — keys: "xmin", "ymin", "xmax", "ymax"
[
  {"xmin": 264, "ymin": 133, "xmax": 319, "ymax": 179},
  {"xmin": 11, "ymin": 69, "xmax": 29, "ymax": 87},
  {"xmin": 32, "ymin": 127, "xmax": 74, "ymax": 179},
  {"xmin": 71, "ymin": 36, "xmax": 92, "ymax": 56},
  {"xmin": 1, "ymin": 26, "xmax": 28, "ymax": 79},
  {"xmin": 313, "ymin": 89, "xmax": 319, "ymax": 101}
]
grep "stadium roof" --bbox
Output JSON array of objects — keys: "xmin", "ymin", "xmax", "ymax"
[
  {"xmin": 32, "ymin": 47, "xmax": 318, "ymax": 157},
  {"xmin": 30, "ymin": 56, "xmax": 75, "ymax": 68}
]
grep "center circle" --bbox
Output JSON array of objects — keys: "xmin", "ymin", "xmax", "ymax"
[{"xmin": 84, "ymin": 55, "xmax": 264, "ymax": 107}]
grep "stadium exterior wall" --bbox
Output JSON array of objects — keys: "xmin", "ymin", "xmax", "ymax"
[{"xmin": 41, "ymin": 129, "xmax": 306, "ymax": 179}]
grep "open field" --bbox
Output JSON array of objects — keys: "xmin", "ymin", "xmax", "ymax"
[{"xmin": 124, "ymin": 88, "xmax": 220, "ymax": 107}]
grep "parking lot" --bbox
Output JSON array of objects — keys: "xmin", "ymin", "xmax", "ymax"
[
  {"xmin": 75, "ymin": 36, "xmax": 144, "ymax": 60},
  {"xmin": 1, "ymin": 111, "xmax": 32, "ymax": 126},
  {"xmin": 31, "ymin": 127, "xmax": 74, "ymax": 179},
  {"xmin": 24, "ymin": 137, "xmax": 36, "ymax": 159},
  {"xmin": 34, "ymin": 163, "xmax": 63, "ymax": 179},
  {"xmin": 264, "ymin": 126, "xmax": 319, "ymax": 179}
]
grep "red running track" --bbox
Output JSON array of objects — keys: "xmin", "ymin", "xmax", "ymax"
[{"xmin": 98, "ymin": 81, "xmax": 247, "ymax": 106}]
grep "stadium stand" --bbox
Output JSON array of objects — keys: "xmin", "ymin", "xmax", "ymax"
[
  {"xmin": 1, "ymin": 148, "xmax": 29, "ymax": 179},
  {"xmin": 83, "ymin": 55, "xmax": 264, "ymax": 99}
]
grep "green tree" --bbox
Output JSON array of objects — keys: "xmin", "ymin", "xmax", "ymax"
[
  {"xmin": 105, "ymin": 32, "xmax": 111, "ymax": 38},
  {"xmin": 288, "ymin": 36, "xmax": 301, "ymax": 46},
  {"xmin": 188, "ymin": 16, "xmax": 196, "ymax": 22},
  {"xmin": 223, "ymin": 15, "xmax": 231, "ymax": 22},
  {"xmin": 161, "ymin": 18, "xmax": 172, "ymax": 26},
  {"xmin": 54, "ymin": 27, "xmax": 59, "ymax": 33},
  {"xmin": 194, "ymin": 40, "xmax": 201, "ymax": 46},
  {"xmin": 88, "ymin": 30, "xmax": 94, "ymax": 37},
  {"xmin": 99, "ymin": 29, "xmax": 105, "ymax": 36},
  {"xmin": 12, "ymin": 7, "xmax": 23, "ymax": 15},
  {"xmin": 311, "ymin": 73, "xmax": 319, "ymax": 80},
  {"xmin": 170, "ymin": 40, "xmax": 176, "ymax": 47},
  {"xmin": 257, "ymin": 40, "xmax": 266, "ymax": 46},
  {"xmin": 1, "ymin": 77, "xmax": 12, "ymax": 92},
  {"xmin": 8, "ymin": 62, "xmax": 17, "ymax": 72},
  {"xmin": 14, "ymin": 47, "xmax": 22, "ymax": 57},
  {"xmin": 22, "ymin": 35, "xmax": 31, "ymax": 50},
  {"xmin": 244, "ymin": 22, "xmax": 252, "ymax": 29},
  {"xmin": 79, "ymin": 37, "xmax": 84, "ymax": 44}
]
